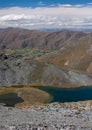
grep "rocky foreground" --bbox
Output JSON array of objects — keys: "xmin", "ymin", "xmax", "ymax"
[{"xmin": 0, "ymin": 103, "xmax": 92, "ymax": 130}]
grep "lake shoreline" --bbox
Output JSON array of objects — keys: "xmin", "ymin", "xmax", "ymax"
[{"xmin": 0, "ymin": 84, "xmax": 92, "ymax": 109}]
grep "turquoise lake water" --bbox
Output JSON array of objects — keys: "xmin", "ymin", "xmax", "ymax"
[
  {"xmin": 38, "ymin": 86, "xmax": 92, "ymax": 103},
  {"xmin": 0, "ymin": 87, "xmax": 92, "ymax": 107}
]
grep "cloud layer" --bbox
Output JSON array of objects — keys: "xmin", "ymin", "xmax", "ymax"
[{"xmin": 0, "ymin": 4, "xmax": 92, "ymax": 29}]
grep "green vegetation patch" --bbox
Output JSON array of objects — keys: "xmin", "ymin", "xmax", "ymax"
[{"xmin": 5, "ymin": 49, "xmax": 50, "ymax": 58}]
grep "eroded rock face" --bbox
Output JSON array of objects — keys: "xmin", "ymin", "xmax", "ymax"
[
  {"xmin": 0, "ymin": 57, "xmax": 92, "ymax": 87},
  {"xmin": 68, "ymin": 70, "xmax": 92, "ymax": 86},
  {"xmin": 87, "ymin": 62, "xmax": 92, "ymax": 74}
]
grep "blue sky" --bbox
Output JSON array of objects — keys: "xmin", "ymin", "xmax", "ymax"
[
  {"xmin": 0, "ymin": 0, "xmax": 92, "ymax": 8},
  {"xmin": 0, "ymin": 0, "xmax": 92, "ymax": 29}
]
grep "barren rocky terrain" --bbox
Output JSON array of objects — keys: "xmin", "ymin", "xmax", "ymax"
[{"xmin": 0, "ymin": 103, "xmax": 92, "ymax": 130}]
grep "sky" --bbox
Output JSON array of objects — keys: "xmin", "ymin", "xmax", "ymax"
[{"xmin": 0, "ymin": 0, "xmax": 92, "ymax": 29}]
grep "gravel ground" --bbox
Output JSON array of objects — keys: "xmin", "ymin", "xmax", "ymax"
[{"xmin": 0, "ymin": 103, "xmax": 92, "ymax": 130}]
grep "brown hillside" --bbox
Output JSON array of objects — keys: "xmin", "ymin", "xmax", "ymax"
[
  {"xmin": 39, "ymin": 33, "xmax": 92, "ymax": 72},
  {"xmin": 0, "ymin": 28, "xmax": 87, "ymax": 50}
]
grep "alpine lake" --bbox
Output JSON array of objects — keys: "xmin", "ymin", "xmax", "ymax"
[{"xmin": 0, "ymin": 86, "xmax": 92, "ymax": 107}]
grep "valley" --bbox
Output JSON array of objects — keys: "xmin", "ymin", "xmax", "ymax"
[{"xmin": 0, "ymin": 28, "xmax": 92, "ymax": 88}]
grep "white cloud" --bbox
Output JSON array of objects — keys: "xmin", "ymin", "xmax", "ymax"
[
  {"xmin": 56, "ymin": 4, "xmax": 72, "ymax": 7},
  {"xmin": 38, "ymin": 1, "xmax": 45, "ymax": 6},
  {"xmin": 0, "ymin": 5, "xmax": 92, "ymax": 29}
]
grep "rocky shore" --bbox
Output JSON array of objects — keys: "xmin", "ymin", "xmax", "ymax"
[{"xmin": 0, "ymin": 103, "xmax": 92, "ymax": 130}]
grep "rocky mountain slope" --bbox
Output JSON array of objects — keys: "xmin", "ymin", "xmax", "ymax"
[
  {"xmin": 0, "ymin": 54, "xmax": 92, "ymax": 87},
  {"xmin": 0, "ymin": 28, "xmax": 92, "ymax": 87}
]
